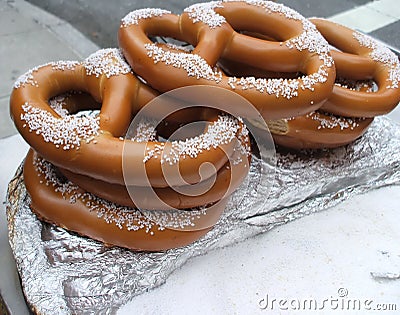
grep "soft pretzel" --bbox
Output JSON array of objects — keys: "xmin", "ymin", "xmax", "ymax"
[
  {"xmin": 218, "ymin": 52, "xmax": 375, "ymax": 149},
  {"xmin": 219, "ymin": 18, "xmax": 399, "ymax": 149},
  {"xmin": 266, "ymin": 111, "xmax": 373, "ymax": 149},
  {"xmin": 118, "ymin": 1, "xmax": 336, "ymax": 120},
  {"xmin": 231, "ymin": 66, "xmax": 377, "ymax": 149},
  {"xmin": 23, "ymin": 150, "xmax": 229, "ymax": 251},
  {"xmin": 10, "ymin": 49, "xmax": 244, "ymax": 187},
  {"xmin": 59, "ymin": 125, "xmax": 250, "ymax": 210},
  {"xmin": 269, "ymin": 19, "xmax": 400, "ymax": 149},
  {"xmin": 268, "ymin": 76, "xmax": 377, "ymax": 149},
  {"xmin": 59, "ymin": 152, "xmax": 249, "ymax": 210},
  {"xmin": 311, "ymin": 18, "xmax": 400, "ymax": 118},
  {"xmin": 48, "ymin": 95, "xmax": 251, "ymax": 210}
]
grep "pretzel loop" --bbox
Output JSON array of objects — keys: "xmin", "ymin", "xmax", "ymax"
[
  {"xmin": 10, "ymin": 49, "xmax": 246, "ymax": 187},
  {"xmin": 311, "ymin": 18, "xmax": 400, "ymax": 117},
  {"xmin": 262, "ymin": 19, "xmax": 400, "ymax": 149},
  {"xmin": 189, "ymin": 2, "xmax": 308, "ymax": 72},
  {"xmin": 118, "ymin": 1, "xmax": 336, "ymax": 120}
]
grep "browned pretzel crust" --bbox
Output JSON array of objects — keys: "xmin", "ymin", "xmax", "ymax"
[{"xmin": 118, "ymin": 1, "xmax": 336, "ymax": 120}]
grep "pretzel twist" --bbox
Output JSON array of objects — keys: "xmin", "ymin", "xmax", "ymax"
[
  {"xmin": 220, "ymin": 18, "xmax": 400, "ymax": 149},
  {"xmin": 24, "ymin": 150, "xmax": 230, "ymax": 251},
  {"xmin": 59, "ymin": 154, "xmax": 249, "ymax": 210},
  {"xmin": 13, "ymin": 48, "xmax": 252, "ymax": 250},
  {"xmin": 311, "ymin": 19, "xmax": 400, "ymax": 118},
  {"xmin": 10, "ymin": 49, "xmax": 247, "ymax": 187},
  {"xmin": 267, "ymin": 112, "xmax": 374, "ymax": 149},
  {"xmin": 271, "ymin": 19, "xmax": 400, "ymax": 149},
  {"xmin": 221, "ymin": 58, "xmax": 374, "ymax": 149},
  {"xmin": 118, "ymin": 0, "xmax": 336, "ymax": 120},
  {"xmin": 39, "ymin": 92, "xmax": 252, "ymax": 210}
]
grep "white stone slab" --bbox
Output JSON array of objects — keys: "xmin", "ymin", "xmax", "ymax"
[
  {"xmin": 118, "ymin": 186, "xmax": 400, "ymax": 315},
  {"xmin": 368, "ymin": 0, "xmax": 400, "ymax": 20},
  {"xmin": 328, "ymin": 0, "xmax": 399, "ymax": 33}
]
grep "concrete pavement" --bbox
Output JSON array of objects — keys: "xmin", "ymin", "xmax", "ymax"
[
  {"xmin": 26, "ymin": 0, "xmax": 400, "ymax": 49},
  {"xmin": 0, "ymin": 1, "xmax": 98, "ymax": 313},
  {"xmin": 0, "ymin": 0, "xmax": 99, "ymax": 138}
]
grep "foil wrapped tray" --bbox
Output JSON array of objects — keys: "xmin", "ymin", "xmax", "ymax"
[{"xmin": 6, "ymin": 117, "xmax": 400, "ymax": 315}]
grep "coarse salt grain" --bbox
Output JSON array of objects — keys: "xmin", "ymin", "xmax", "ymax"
[
  {"xmin": 145, "ymin": 43, "xmax": 223, "ymax": 83},
  {"xmin": 146, "ymin": 0, "xmax": 333, "ymax": 99},
  {"xmin": 129, "ymin": 119, "xmax": 157, "ymax": 142},
  {"xmin": 21, "ymin": 102, "xmax": 99, "ymax": 150},
  {"xmin": 142, "ymin": 115, "xmax": 249, "ymax": 165},
  {"xmin": 164, "ymin": 42, "xmax": 193, "ymax": 53},
  {"xmin": 49, "ymin": 95, "xmax": 71, "ymax": 118},
  {"xmin": 14, "ymin": 61, "xmax": 79, "ymax": 89},
  {"xmin": 353, "ymin": 31, "xmax": 400, "ymax": 89},
  {"xmin": 184, "ymin": 2, "xmax": 226, "ymax": 28},
  {"xmin": 121, "ymin": 8, "xmax": 171, "ymax": 27},
  {"xmin": 84, "ymin": 48, "xmax": 132, "ymax": 78},
  {"xmin": 305, "ymin": 111, "xmax": 364, "ymax": 130},
  {"xmin": 33, "ymin": 153, "xmax": 209, "ymax": 231}
]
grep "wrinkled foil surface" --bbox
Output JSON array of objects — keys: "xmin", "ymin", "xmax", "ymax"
[{"xmin": 6, "ymin": 117, "xmax": 400, "ymax": 315}]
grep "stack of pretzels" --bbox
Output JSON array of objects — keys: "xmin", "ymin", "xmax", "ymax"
[{"xmin": 9, "ymin": 1, "xmax": 400, "ymax": 251}]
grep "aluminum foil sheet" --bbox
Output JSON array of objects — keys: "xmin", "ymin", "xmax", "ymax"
[{"xmin": 6, "ymin": 117, "xmax": 400, "ymax": 315}]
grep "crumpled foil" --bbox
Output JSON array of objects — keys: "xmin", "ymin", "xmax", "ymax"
[{"xmin": 6, "ymin": 117, "xmax": 400, "ymax": 315}]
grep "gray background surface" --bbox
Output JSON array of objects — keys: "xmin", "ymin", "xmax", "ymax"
[{"xmin": 26, "ymin": 0, "xmax": 400, "ymax": 49}]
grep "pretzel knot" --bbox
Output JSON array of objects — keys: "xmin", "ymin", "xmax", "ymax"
[
  {"xmin": 11, "ymin": 47, "xmax": 253, "ymax": 250},
  {"xmin": 312, "ymin": 18, "xmax": 400, "ymax": 118},
  {"xmin": 118, "ymin": 0, "xmax": 336, "ymax": 120},
  {"xmin": 23, "ymin": 149, "xmax": 235, "ymax": 250},
  {"xmin": 268, "ymin": 19, "xmax": 400, "ymax": 149},
  {"xmin": 10, "ymin": 48, "xmax": 250, "ymax": 188}
]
